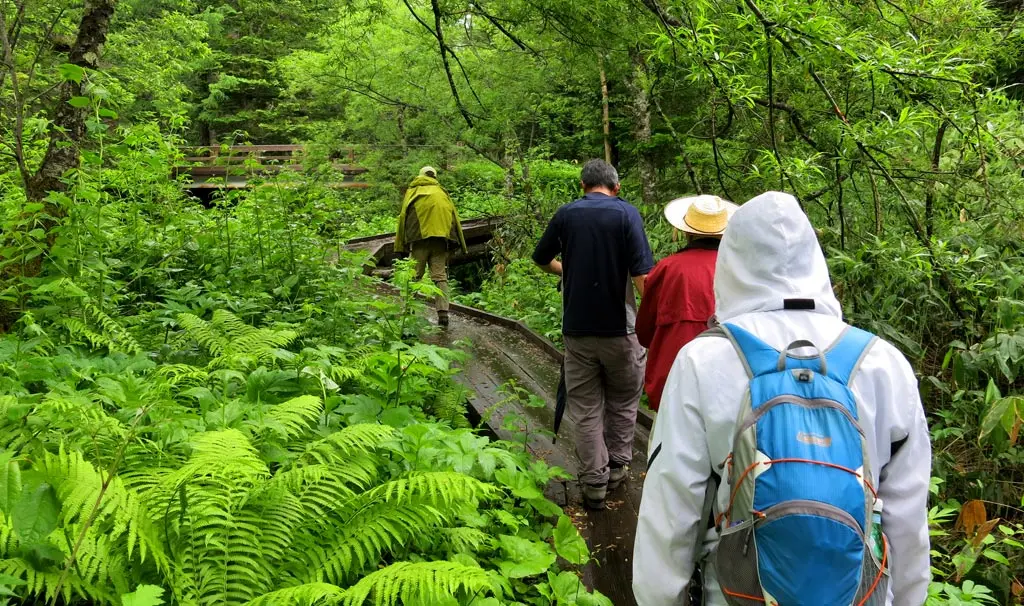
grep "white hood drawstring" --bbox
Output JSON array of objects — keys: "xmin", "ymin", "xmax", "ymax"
[{"xmin": 714, "ymin": 191, "xmax": 842, "ymax": 322}]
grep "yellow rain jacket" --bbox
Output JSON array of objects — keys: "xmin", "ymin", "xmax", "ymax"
[{"xmin": 395, "ymin": 175, "xmax": 467, "ymax": 253}]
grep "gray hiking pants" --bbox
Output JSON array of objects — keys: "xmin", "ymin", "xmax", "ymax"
[{"xmin": 563, "ymin": 334, "xmax": 645, "ymax": 486}]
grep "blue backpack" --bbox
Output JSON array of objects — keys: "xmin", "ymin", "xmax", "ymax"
[{"xmin": 712, "ymin": 323, "xmax": 890, "ymax": 606}]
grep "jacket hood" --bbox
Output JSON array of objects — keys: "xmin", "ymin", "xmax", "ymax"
[
  {"xmin": 409, "ymin": 175, "xmax": 440, "ymax": 188},
  {"xmin": 714, "ymin": 191, "xmax": 842, "ymax": 321}
]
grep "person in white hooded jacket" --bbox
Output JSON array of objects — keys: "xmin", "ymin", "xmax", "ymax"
[{"xmin": 633, "ymin": 192, "xmax": 931, "ymax": 606}]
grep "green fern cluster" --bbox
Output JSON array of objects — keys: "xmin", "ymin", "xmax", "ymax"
[
  {"xmin": 56, "ymin": 302, "xmax": 143, "ymax": 355},
  {"xmin": 0, "ymin": 303, "xmax": 604, "ymax": 606},
  {"xmin": 176, "ymin": 309, "xmax": 298, "ymax": 368},
  {"xmin": 0, "ymin": 384, "xmax": 520, "ymax": 605}
]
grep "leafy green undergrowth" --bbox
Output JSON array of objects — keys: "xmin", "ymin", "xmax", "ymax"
[
  {"xmin": 0, "ymin": 131, "xmax": 609, "ymax": 605},
  {"xmin": 0, "ymin": 274, "xmax": 609, "ymax": 606}
]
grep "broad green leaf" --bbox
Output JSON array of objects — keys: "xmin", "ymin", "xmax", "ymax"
[
  {"xmin": 982, "ymin": 549, "xmax": 1010, "ymax": 566},
  {"xmin": 984, "ymin": 379, "xmax": 1001, "ymax": 405},
  {"xmin": 380, "ymin": 405, "xmax": 416, "ymax": 427},
  {"xmin": 98, "ymin": 108, "xmax": 119, "ymax": 119},
  {"xmin": 121, "ymin": 585, "xmax": 165, "ymax": 606},
  {"xmin": 12, "ymin": 483, "xmax": 59, "ymax": 545},
  {"xmin": 554, "ymin": 515, "xmax": 590, "ymax": 565},
  {"xmin": 33, "ymin": 278, "xmax": 88, "ymax": 298},
  {"xmin": 548, "ymin": 570, "xmax": 584, "ymax": 602},
  {"xmin": 497, "ymin": 535, "xmax": 556, "ymax": 578},
  {"xmin": 68, "ymin": 96, "xmax": 91, "ymax": 108},
  {"xmin": 979, "ymin": 396, "xmax": 1021, "ymax": 444},
  {"xmin": 494, "ymin": 468, "xmax": 543, "ymax": 500},
  {"xmin": 57, "ymin": 63, "xmax": 85, "ymax": 83},
  {"xmin": 530, "ymin": 497, "xmax": 564, "ymax": 517}
]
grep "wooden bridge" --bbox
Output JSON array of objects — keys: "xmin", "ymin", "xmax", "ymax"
[
  {"xmin": 174, "ymin": 144, "xmax": 370, "ymax": 192},
  {"xmin": 343, "ymin": 216, "xmax": 503, "ymax": 278}
]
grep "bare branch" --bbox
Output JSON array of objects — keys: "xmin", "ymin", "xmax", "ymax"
[
  {"xmin": 473, "ymin": 2, "xmax": 539, "ymax": 55},
  {"xmin": 400, "ymin": 0, "xmax": 475, "ymax": 127}
]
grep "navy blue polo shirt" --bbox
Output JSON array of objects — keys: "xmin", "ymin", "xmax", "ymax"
[{"xmin": 532, "ymin": 193, "xmax": 655, "ymax": 337}]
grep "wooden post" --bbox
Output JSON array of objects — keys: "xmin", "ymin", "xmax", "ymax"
[{"xmin": 600, "ymin": 54, "xmax": 612, "ymax": 164}]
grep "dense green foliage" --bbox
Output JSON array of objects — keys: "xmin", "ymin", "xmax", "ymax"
[
  {"xmin": 0, "ymin": 130, "xmax": 610, "ymax": 604},
  {"xmin": 2, "ymin": 0, "xmax": 1024, "ymax": 603}
]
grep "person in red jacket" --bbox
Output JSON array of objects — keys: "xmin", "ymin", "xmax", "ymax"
[{"xmin": 636, "ymin": 195, "xmax": 737, "ymax": 411}]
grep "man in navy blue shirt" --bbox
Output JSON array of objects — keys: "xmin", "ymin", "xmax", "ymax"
[{"xmin": 533, "ymin": 159, "xmax": 655, "ymax": 509}]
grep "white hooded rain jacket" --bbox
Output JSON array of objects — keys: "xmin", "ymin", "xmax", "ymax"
[{"xmin": 633, "ymin": 192, "xmax": 931, "ymax": 606}]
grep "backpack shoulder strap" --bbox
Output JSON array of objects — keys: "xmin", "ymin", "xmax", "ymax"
[
  {"xmin": 824, "ymin": 326, "xmax": 878, "ymax": 385},
  {"xmin": 720, "ymin": 323, "xmax": 779, "ymax": 379}
]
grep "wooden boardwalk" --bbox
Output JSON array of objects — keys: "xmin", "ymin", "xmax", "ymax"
[{"xmin": 348, "ymin": 225, "xmax": 653, "ymax": 605}]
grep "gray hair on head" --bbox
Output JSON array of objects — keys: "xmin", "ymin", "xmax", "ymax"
[{"xmin": 580, "ymin": 159, "xmax": 619, "ymax": 190}]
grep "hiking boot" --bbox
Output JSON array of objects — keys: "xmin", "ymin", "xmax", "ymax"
[
  {"xmin": 437, "ymin": 310, "xmax": 450, "ymax": 328},
  {"xmin": 609, "ymin": 463, "xmax": 629, "ymax": 490},
  {"xmin": 582, "ymin": 483, "xmax": 607, "ymax": 511}
]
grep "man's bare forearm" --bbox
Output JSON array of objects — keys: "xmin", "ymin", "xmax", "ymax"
[
  {"xmin": 632, "ymin": 274, "xmax": 647, "ymax": 297},
  {"xmin": 540, "ymin": 260, "xmax": 563, "ymax": 276}
]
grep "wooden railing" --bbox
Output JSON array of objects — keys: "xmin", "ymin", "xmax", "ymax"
[{"xmin": 175, "ymin": 144, "xmax": 369, "ymax": 189}]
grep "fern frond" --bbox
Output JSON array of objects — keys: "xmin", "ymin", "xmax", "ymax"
[
  {"xmin": 340, "ymin": 561, "xmax": 492, "ymax": 606},
  {"xmin": 37, "ymin": 446, "xmax": 166, "ymax": 569},
  {"xmin": 263, "ymin": 395, "xmax": 323, "ymax": 440},
  {"xmin": 244, "ymin": 583, "xmax": 343, "ymax": 606},
  {"xmin": 443, "ymin": 527, "xmax": 493, "ymax": 554},
  {"xmin": 42, "ymin": 394, "xmax": 128, "ymax": 443},
  {"xmin": 179, "ymin": 310, "xmax": 298, "ymax": 368},
  {"xmin": 427, "ymin": 382, "xmax": 471, "ymax": 429},
  {"xmin": 213, "ymin": 309, "xmax": 259, "ymax": 340},
  {"xmin": 152, "ymin": 363, "xmax": 210, "ymax": 389},
  {"xmin": 85, "ymin": 302, "xmax": 142, "ymax": 355},
  {"xmin": 295, "ymin": 473, "xmax": 495, "ymax": 584},
  {"xmin": 298, "ymin": 424, "xmax": 396, "ymax": 468},
  {"xmin": 298, "ymin": 503, "xmax": 450, "ymax": 583},
  {"xmin": 0, "ymin": 556, "xmax": 122, "ymax": 604},
  {"xmin": 361, "ymin": 472, "xmax": 497, "ymax": 508},
  {"xmin": 177, "ymin": 313, "xmax": 228, "ymax": 357},
  {"xmin": 59, "ymin": 317, "xmax": 116, "ymax": 352},
  {"xmin": 247, "ymin": 465, "xmax": 356, "ymax": 520},
  {"xmin": 164, "ymin": 429, "xmax": 269, "ymax": 489}
]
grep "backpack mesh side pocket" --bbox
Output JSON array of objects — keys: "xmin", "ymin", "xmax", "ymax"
[
  {"xmin": 716, "ymin": 520, "xmax": 763, "ymax": 606},
  {"xmin": 855, "ymin": 540, "xmax": 890, "ymax": 606}
]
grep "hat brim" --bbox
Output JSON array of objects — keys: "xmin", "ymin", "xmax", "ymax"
[{"xmin": 663, "ymin": 196, "xmax": 738, "ymax": 235}]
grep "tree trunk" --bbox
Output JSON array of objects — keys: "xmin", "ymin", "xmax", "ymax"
[
  {"xmin": 1, "ymin": 0, "xmax": 117, "ymax": 331},
  {"xmin": 627, "ymin": 48, "xmax": 656, "ymax": 206},
  {"xmin": 25, "ymin": 0, "xmax": 117, "ymax": 205},
  {"xmin": 599, "ymin": 55, "xmax": 612, "ymax": 164},
  {"xmin": 925, "ymin": 121, "xmax": 948, "ymax": 240},
  {"xmin": 397, "ymin": 106, "xmax": 408, "ymax": 150}
]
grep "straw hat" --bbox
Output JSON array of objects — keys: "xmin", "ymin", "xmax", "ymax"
[
  {"xmin": 419, "ymin": 166, "xmax": 438, "ymax": 177},
  {"xmin": 664, "ymin": 195, "xmax": 738, "ymax": 235}
]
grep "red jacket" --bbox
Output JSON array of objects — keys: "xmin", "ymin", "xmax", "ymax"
[{"xmin": 636, "ymin": 240, "xmax": 719, "ymax": 411}]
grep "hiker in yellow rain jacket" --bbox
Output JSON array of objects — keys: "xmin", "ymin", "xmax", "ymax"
[{"xmin": 396, "ymin": 166, "xmax": 467, "ymax": 327}]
